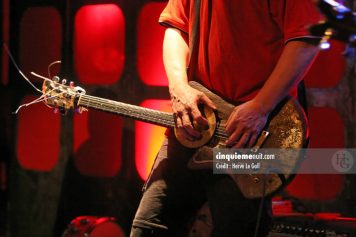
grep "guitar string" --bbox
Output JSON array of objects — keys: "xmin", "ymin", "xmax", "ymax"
[
  {"xmin": 80, "ymin": 94, "xmax": 201, "ymax": 126},
  {"xmin": 77, "ymin": 89, "xmax": 229, "ymax": 139},
  {"xmin": 79, "ymin": 95, "xmax": 229, "ymax": 139},
  {"xmin": 3, "ymin": 43, "xmax": 63, "ymax": 114},
  {"xmin": 3, "ymin": 41, "xmax": 261, "ymax": 144},
  {"xmin": 80, "ymin": 94, "xmax": 173, "ymax": 124},
  {"xmin": 80, "ymin": 96, "xmax": 175, "ymax": 126},
  {"xmin": 13, "ymin": 85, "xmax": 67, "ymax": 114},
  {"xmin": 3, "ymin": 42, "xmax": 228, "ymax": 139},
  {"xmin": 79, "ymin": 94, "xmax": 229, "ymax": 137},
  {"xmin": 3, "ymin": 43, "xmax": 43, "ymax": 94}
]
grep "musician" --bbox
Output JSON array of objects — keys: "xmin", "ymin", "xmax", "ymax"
[{"xmin": 131, "ymin": 1, "xmax": 322, "ymax": 236}]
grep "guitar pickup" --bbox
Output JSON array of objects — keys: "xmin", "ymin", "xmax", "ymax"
[{"xmin": 251, "ymin": 130, "xmax": 270, "ymax": 152}]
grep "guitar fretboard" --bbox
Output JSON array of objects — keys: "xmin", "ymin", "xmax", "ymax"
[
  {"xmin": 78, "ymin": 94, "xmax": 175, "ymax": 128},
  {"xmin": 78, "ymin": 94, "xmax": 228, "ymax": 139}
]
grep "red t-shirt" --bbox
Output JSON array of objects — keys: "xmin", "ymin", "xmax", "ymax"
[{"xmin": 159, "ymin": 0, "xmax": 322, "ymax": 102}]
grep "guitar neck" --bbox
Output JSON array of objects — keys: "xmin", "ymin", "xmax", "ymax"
[{"xmin": 77, "ymin": 94, "xmax": 175, "ymax": 128}]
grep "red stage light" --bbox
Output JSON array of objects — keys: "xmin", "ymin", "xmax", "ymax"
[
  {"xmin": 135, "ymin": 100, "xmax": 171, "ymax": 180},
  {"xmin": 137, "ymin": 2, "xmax": 167, "ymax": 86},
  {"xmin": 16, "ymin": 96, "xmax": 60, "ymax": 171},
  {"xmin": 74, "ymin": 4, "xmax": 125, "ymax": 85}
]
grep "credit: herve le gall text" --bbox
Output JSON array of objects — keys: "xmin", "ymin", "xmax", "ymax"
[{"xmin": 214, "ymin": 151, "xmax": 276, "ymax": 172}]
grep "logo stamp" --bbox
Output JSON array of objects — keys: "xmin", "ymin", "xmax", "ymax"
[{"xmin": 331, "ymin": 150, "xmax": 354, "ymax": 173}]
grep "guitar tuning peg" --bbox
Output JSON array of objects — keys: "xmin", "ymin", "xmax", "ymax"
[
  {"xmin": 62, "ymin": 79, "xmax": 67, "ymax": 85},
  {"xmin": 70, "ymin": 81, "xmax": 75, "ymax": 88},
  {"xmin": 52, "ymin": 76, "xmax": 60, "ymax": 83}
]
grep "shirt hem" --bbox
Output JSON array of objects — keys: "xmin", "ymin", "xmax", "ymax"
[
  {"xmin": 132, "ymin": 219, "xmax": 169, "ymax": 231},
  {"xmin": 159, "ymin": 16, "xmax": 188, "ymax": 34},
  {"xmin": 285, "ymin": 35, "xmax": 321, "ymax": 44}
]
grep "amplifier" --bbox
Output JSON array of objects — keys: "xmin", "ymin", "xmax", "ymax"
[{"xmin": 269, "ymin": 213, "xmax": 356, "ymax": 237}]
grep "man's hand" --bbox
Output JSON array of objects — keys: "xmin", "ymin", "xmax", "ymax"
[
  {"xmin": 224, "ymin": 40, "xmax": 319, "ymax": 148},
  {"xmin": 225, "ymin": 100, "xmax": 269, "ymax": 148},
  {"xmin": 170, "ymin": 84, "xmax": 216, "ymax": 141}
]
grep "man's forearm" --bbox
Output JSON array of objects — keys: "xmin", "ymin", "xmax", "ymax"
[
  {"xmin": 253, "ymin": 40, "xmax": 319, "ymax": 114},
  {"xmin": 162, "ymin": 27, "xmax": 216, "ymax": 140},
  {"xmin": 163, "ymin": 27, "xmax": 190, "ymax": 93}
]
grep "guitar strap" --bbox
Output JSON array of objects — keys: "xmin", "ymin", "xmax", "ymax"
[
  {"xmin": 297, "ymin": 80, "xmax": 309, "ymax": 116},
  {"xmin": 187, "ymin": 0, "xmax": 201, "ymax": 80}
]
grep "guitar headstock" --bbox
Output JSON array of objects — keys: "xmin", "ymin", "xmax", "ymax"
[{"xmin": 42, "ymin": 76, "xmax": 86, "ymax": 115}]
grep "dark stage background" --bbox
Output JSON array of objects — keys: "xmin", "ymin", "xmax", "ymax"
[{"xmin": 1, "ymin": 0, "xmax": 356, "ymax": 236}]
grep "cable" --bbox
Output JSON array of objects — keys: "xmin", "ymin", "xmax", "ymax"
[{"xmin": 254, "ymin": 174, "xmax": 267, "ymax": 237}]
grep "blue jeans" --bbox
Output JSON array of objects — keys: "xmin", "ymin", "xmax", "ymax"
[{"xmin": 131, "ymin": 130, "xmax": 272, "ymax": 237}]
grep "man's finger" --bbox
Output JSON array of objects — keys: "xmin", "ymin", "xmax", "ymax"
[
  {"xmin": 181, "ymin": 113, "xmax": 201, "ymax": 139},
  {"xmin": 226, "ymin": 127, "xmax": 243, "ymax": 147},
  {"xmin": 200, "ymin": 94, "xmax": 217, "ymax": 110},
  {"xmin": 176, "ymin": 116, "xmax": 196, "ymax": 141},
  {"xmin": 225, "ymin": 113, "xmax": 239, "ymax": 135},
  {"xmin": 175, "ymin": 115, "xmax": 183, "ymax": 128},
  {"xmin": 233, "ymin": 133, "xmax": 250, "ymax": 148},
  {"xmin": 248, "ymin": 133, "xmax": 259, "ymax": 148},
  {"xmin": 190, "ymin": 105, "xmax": 209, "ymax": 127}
]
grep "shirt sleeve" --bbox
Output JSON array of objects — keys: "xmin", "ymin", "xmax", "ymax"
[
  {"xmin": 270, "ymin": 0, "xmax": 324, "ymax": 43},
  {"xmin": 159, "ymin": 0, "xmax": 190, "ymax": 34}
]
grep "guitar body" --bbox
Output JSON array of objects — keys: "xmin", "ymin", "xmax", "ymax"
[{"xmin": 187, "ymin": 81, "xmax": 309, "ymax": 199}]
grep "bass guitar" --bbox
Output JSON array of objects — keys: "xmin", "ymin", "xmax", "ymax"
[{"xmin": 42, "ymin": 78, "xmax": 308, "ymax": 199}]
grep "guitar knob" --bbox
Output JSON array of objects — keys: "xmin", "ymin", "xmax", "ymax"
[
  {"xmin": 62, "ymin": 79, "xmax": 67, "ymax": 85},
  {"xmin": 53, "ymin": 107, "xmax": 59, "ymax": 114},
  {"xmin": 70, "ymin": 81, "xmax": 75, "ymax": 88}
]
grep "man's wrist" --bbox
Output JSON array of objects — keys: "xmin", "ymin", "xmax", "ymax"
[
  {"xmin": 169, "ymin": 82, "xmax": 190, "ymax": 96},
  {"xmin": 251, "ymin": 98, "xmax": 274, "ymax": 116}
]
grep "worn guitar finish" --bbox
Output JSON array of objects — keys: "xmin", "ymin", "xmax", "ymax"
[{"xmin": 43, "ymin": 80, "xmax": 309, "ymax": 199}]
